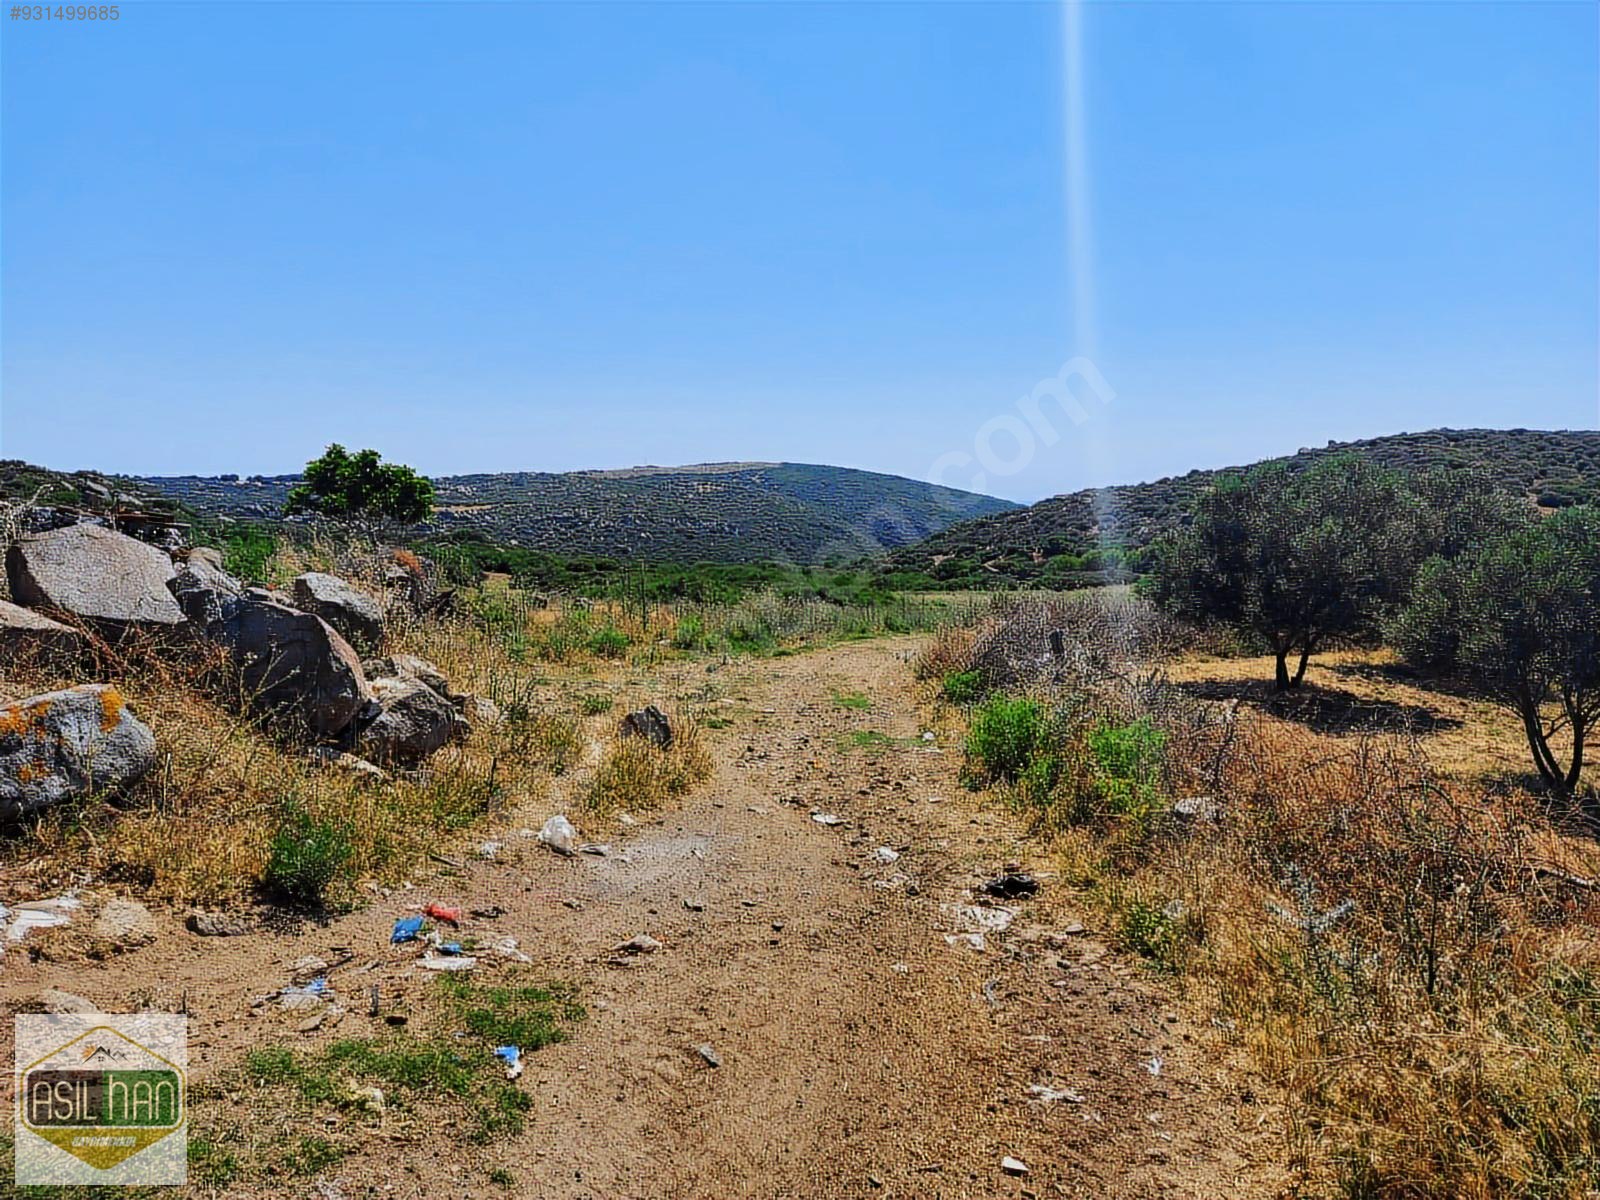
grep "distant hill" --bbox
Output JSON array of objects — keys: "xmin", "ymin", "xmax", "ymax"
[
  {"xmin": 891, "ymin": 428, "xmax": 1600, "ymax": 587},
  {"xmin": 105, "ymin": 461, "xmax": 1019, "ymax": 563}
]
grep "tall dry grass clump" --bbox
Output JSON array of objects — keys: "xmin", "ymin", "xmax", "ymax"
[
  {"xmin": 583, "ymin": 716, "xmax": 712, "ymax": 818},
  {"xmin": 942, "ymin": 592, "xmax": 1600, "ymax": 1198}
]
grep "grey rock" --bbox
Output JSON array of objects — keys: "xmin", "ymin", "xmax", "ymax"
[
  {"xmin": 452, "ymin": 693, "xmax": 501, "ymax": 736},
  {"xmin": 307, "ymin": 746, "xmax": 391, "ymax": 785},
  {"xmin": 356, "ymin": 677, "xmax": 457, "ymax": 766},
  {"xmin": 619, "ymin": 705, "xmax": 672, "ymax": 748},
  {"xmin": 362, "ymin": 653, "xmax": 451, "ymax": 697},
  {"xmin": 0, "ymin": 685, "xmax": 157, "ymax": 820},
  {"xmin": 6, "ymin": 524, "xmax": 184, "ymax": 630},
  {"xmin": 167, "ymin": 550, "xmax": 243, "ymax": 628},
  {"xmin": 292, "ymin": 572, "xmax": 384, "ymax": 650},
  {"xmin": 212, "ymin": 597, "xmax": 372, "ymax": 738},
  {"xmin": 0, "ymin": 599, "xmax": 81, "ymax": 659},
  {"xmin": 186, "ymin": 910, "xmax": 251, "ymax": 937},
  {"xmin": 1171, "ymin": 796, "xmax": 1220, "ymax": 823},
  {"xmin": 38, "ymin": 988, "xmax": 101, "ymax": 1014},
  {"xmin": 91, "ymin": 898, "xmax": 157, "ymax": 946}
]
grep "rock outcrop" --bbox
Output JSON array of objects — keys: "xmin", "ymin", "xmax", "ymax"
[
  {"xmin": 357, "ymin": 676, "xmax": 459, "ymax": 766},
  {"xmin": 292, "ymin": 572, "xmax": 384, "ymax": 651},
  {"xmin": 0, "ymin": 599, "xmax": 81, "ymax": 659},
  {"xmin": 0, "ymin": 685, "xmax": 157, "ymax": 820},
  {"xmin": 6, "ymin": 525, "xmax": 184, "ymax": 631},
  {"xmin": 212, "ymin": 597, "xmax": 372, "ymax": 737}
]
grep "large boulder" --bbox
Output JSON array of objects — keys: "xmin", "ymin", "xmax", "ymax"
[
  {"xmin": 356, "ymin": 677, "xmax": 458, "ymax": 766},
  {"xmin": 292, "ymin": 573, "xmax": 384, "ymax": 651},
  {"xmin": 212, "ymin": 597, "xmax": 372, "ymax": 738},
  {"xmin": 167, "ymin": 549, "xmax": 244, "ymax": 628},
  {"xmin": 6, "ymin": 525, "xmax": 184, "ymax": 631},
  {"xmin": 0, "ymin": 685, "xmax": 157, "ymax": 820},
  {"xmin": 0, "ymin": 600, "xmax": 81, "ymax": 660}
]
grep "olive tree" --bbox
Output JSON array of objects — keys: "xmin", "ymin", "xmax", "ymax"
[
  {"xmin": 1148, "ymin": 455, "xmax": 1422, "ymax": 690},
  {"xmin": 285, "ymin": 445, "xmax": 434, "ymax": 525},
  {"xmin": 1392, "ymin": 506, "xmax": 1600, "ymax": 798}
]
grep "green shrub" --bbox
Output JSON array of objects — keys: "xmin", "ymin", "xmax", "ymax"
[
  {"xmin": 263, "ymin": 805, "xmax": 354, "ymax": 908},
  {"xmin": 671, "ymin": 614, "xmax": 707, "ymax": 651},
  {"xmin": 219, "ymin": 525, "xmax": 279, "ymax": 583},
  {"xmin": 1113, "ymin": 894, "xmax": 1192, "ymax": 972},
  {"xmin": 584, "ymin": 625, "xmax": 630, "ymax": 659},
  {"xmin": 1086, "ymin": 718, "xmax": 1165, "ymax": 822},
  {"xmin": 941, "ymin": 669, "xmax": 984, "ymax": 706},
  {"xmin": 963, "ymin": 696, "xmax": 1045, "ymax": 784}
]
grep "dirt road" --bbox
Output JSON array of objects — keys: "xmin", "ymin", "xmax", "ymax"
[{"xmin": 2, "ymin": 638, "xmax": 1284, "ymax": 1198}]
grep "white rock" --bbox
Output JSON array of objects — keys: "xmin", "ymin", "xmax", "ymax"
[
  {"xmin": 1001, "ymin": 1156, "xmax": 1029, "ymax": 1177},
  {"xmin": 538, "ymin": 814, "xmax": 578, "ymax": 855},
  {"xmin": 872, "ymin": 846, "xmax": 900, "ymax": 864}
]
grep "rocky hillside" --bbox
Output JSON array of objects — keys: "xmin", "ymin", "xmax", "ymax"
[
  {"xmin": 892, "ymin": 428, "xmax": 1600, "ymax": 587},
  {"xmin": 123, "ymin": 462, "xmax": 1018, "ymax": 563}
]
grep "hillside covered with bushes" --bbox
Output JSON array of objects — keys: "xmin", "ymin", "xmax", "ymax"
[
  {"xmin": 892, "ymin": 428, "xmax": 1600, "ymax": 587},
  {"xmin": 126, "ymin": 461, "xmax": 1018, "ymax": 564}
]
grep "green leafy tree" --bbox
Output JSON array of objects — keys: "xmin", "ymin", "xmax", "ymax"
[
  {"xmin": 284, "ymin": 445, "xmax": 434, "ymax": 525},
  {"xmin": 1392, "ymin": 506, "xmax": 1600, "ymax": 798},
  {"xmin": 1148, "ymin": 455, "xmax": 1423, "ymax": 690}
]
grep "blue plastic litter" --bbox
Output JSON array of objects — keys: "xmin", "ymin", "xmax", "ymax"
[
  {"xmin": 494, "ymin": 1046, "xmax": 520, "ymax": 1066},
  {"xmin": 391, "ymin": 915, "xmax": 424, "ymax": 944},
  {"xmin": 305, "ymin": 976, "xmax": 327, "ymax": 996},
  {"xmin": 439, "ymin": 941, "xmax": 463, "ymax": 956}
]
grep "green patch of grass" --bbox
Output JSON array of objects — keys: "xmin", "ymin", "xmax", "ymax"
[
  {"xmin": 578, "ymin": 693, "xmax": 614, "ymax": 716},
  {"xmin": 438, "ymin": 974, "xmax": 584, "ymax": 1049},
  {"xmin": 489, "ymin": 1166, "xmax": 517, "ymax": 1187},
  {"xmin": 282, "ymin": 1135, "xmax": 345, "ymax": 1177},
  {"xmin": 234, "ymin": 973, "xmax": 583, "ymax": 1161},
  {"xmin": 832, "ymin": 689, "xmax": 872, "ymax": 711},
  {"xmin": 702, "ymin": 716, "xmax": 734, "ymax": 729}
]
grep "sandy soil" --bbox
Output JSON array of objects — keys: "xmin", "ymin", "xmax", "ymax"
[{"xmin": 1, "ymin": 637, "xmax": 1285, "ymax": 1199}]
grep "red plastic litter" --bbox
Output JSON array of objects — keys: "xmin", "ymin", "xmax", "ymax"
[{"xmin": 423, "ymin": 902, "xmax": 463, "ymax": 926}]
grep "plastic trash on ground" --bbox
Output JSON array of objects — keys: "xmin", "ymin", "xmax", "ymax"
[
  {"xmin": 494, "ymin": 1045, "xmax": 523, "ymax": 1080},
  {"xmin": 391, "ymin": 915, "xmax": 425, "ymax": 944},
  {"xmin": 423, "ymin": 902, "xmax": 462, "ymax": 926}
]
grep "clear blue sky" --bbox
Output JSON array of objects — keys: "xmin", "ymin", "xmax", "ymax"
[{"xmin": 3, "ymin": 1, "xmax": 1595, "ymax": 503}]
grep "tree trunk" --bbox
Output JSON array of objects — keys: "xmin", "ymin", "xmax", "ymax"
[
  {"xmin": 1274, "ymin": 648, "xmax": 1291, "ymax": 691},
  {"xmin": 1564, "ymin": 710, "xmax": 1587, "ymax": 795},
  {"xmin": 1517, "ymin": 691, "xmax": 1568, "ymax": 794},
  {"xmin": 1291, "ymin": 645, "xmax": 1313, "ymax": 688}
]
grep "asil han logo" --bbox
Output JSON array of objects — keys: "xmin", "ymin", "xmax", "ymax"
[{"xmin": 15, "ymin": 1015, "xmax": 187, "ymax": 1184}]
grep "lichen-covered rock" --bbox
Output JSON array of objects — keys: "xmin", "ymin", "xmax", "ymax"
[
  {"xmin": 357, "ymin": 677, "xmax": 457, "ymax": 766},
  {"xmin": 0, "ymin": 685, "xmax": 157, "ymax": 820},
  {"xmin": 6, "ymin": 524, "xmax": 184, "ymax": 630},
  {"xmin": 292, "ymin": 572, "xmax": 384, "ymax": 650},
  {"xmin": 0, "ymin": 599, "xmax": 81, "ymax": 660},
  {"xmin": 167, "ymin": 549, "xmax": 243, "ymax": 628},
  {"xmin": 212, "ymin": 597, "xmax": 372, "ymax": 738}
]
